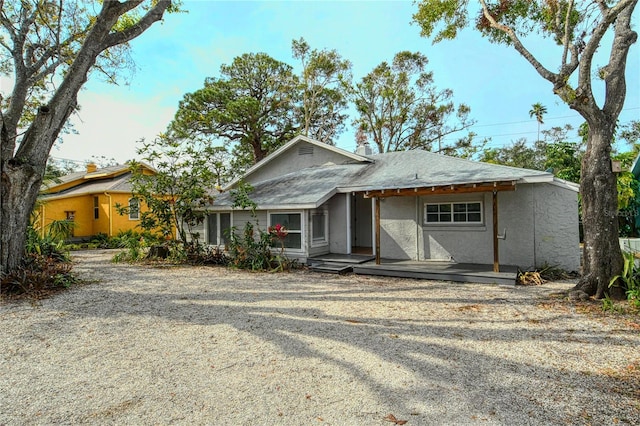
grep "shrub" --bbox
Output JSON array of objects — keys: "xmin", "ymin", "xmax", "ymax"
[
  {"xmin": 1, "ymin": 225, "xmax": 77, "ymax": 298},
  {"xmin": 227, "ymin": 222, "xmax": 274, "ymax": 271},
  {"xmin": 184, "ymin": 243, "xmax": 229, "ymax": 266},
  {"xmin": 609, "ymin": 251, "xmax": 640, "ymax": 309},
  {"xmin": 226, "ymin": 222, "xmax": 297, "ymax": 272},
  {"xmin": 25, "ymin": 225, "xmax": 69, "ymax": 261}
]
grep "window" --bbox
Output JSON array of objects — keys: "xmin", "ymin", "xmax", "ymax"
[
  {"xmin": 93, "ymin": 196, "xmax": 100, "ymax": 219},
  {"xmin": 207, "ymin": 213, "xmax": 232, "ymax": 245},
  {"xmin": 129, "ymin": 198, "xmax": 140, "ymax": 220},
  {"xmin": 65, "ymin": 211, "xmax": 75, "ymax": 237},
  {"xmin": 311, "ymin": 212, "xmax": 327, "ymax": 245},
  {"xmin": 425, "ymin": 202, "xmax": 482, "ymax": 224},
  {"xmin": 270, "ymin": 212, "xmax": 302, "ymax": 250}
]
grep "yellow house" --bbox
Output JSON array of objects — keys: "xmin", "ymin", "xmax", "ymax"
[{"xmin": 37, "ymin": 163, "xmax": 156, "ymax": 239}]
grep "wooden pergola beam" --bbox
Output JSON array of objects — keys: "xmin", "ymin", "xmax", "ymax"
[{"xmin": 363, "ymin": 181, "xmax": 516, "ymax": 199}]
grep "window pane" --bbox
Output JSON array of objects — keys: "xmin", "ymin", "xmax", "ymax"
[
  {"xmin": 271, "ymin": 213, "xmax": 301, "ymax": 231},
  {"xmin": 453, "ymin": 203, "xmax": 466, "ymax": 213},
  {"xmin": 453, "ymin": 213, "xmax": 467, "ymax": 222},
  {"xmin": 468, "ymin": 213, "xmax": 482, "ymax": 222},
  {"xmin": 283, "ymin": 233, "xmax": 302, "ymax": 249},
  {"xmin": 207, "ymin": 214, "xmax": 218, "ymax": 244},
  {"xmin": 94, "ymin": 197, "xmax": 99, "ymax": 219},
  {"xmin": 440, "ymin": 213, "xmax": 451, "ymax": 222},
  {"xmin": 426, "ymin": 204, "xmax": 438, "ymax": 213},
  {"xmin": 439, "ymin": 204, "xmax": 451, "ymax": 213},
  {"xmin": 312, "ymin": 214, "xmax": 325, "ymax": 240},
  {"xmin": 468, "ymin": 203, "xmax": 481, "ymax": 212},
  {"xmin": 129, "ymin": 199, "xmax": 139, "ymax": 220},
  {"xmin": 220, "ymin": 213, "xmax": 231, "ymax": 244},
  {"xmin": 426, "ymin": 214, "xmax": 439, "ymax": 222}
]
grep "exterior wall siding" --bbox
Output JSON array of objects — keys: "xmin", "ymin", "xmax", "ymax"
[{"xmin": 328, "ymin": 194, "xmax": 349, "ymax": 254}]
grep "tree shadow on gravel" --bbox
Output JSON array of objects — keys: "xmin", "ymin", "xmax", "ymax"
[{"xmin": 13, "ymin": 257, "xmax": 640, "ymax": 425}]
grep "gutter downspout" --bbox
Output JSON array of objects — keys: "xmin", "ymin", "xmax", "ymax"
[{"xmin": 104, "ymin": 192, "xmax": 113, "ymax": 237}]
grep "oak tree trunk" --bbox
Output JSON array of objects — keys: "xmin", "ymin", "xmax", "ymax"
[
  {"xmin": 574, "ymin": 122, "xmax": 625, "ymax": 299},
  {"xmin": 0, "ymin": 162, "xmax": 44, "ymax": 272}
]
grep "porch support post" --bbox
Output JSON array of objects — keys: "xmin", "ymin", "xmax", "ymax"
[
  {"xmin": 492, "ymin": 190, "xmax": 499, "ymax": 272},
  {"xmin": 375, "ymin": 197, "xmax": 381, "ymax": 265},
  {"xmin": 346, "ymin": 193, "xmax": 352, "ymax": 255}
]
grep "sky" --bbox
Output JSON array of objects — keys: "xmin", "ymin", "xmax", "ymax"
[{"xmin": 44, "ymin": 0, "xmax": 640, "ymax": 166}]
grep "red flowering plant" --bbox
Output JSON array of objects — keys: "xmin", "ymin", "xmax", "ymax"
[{"xmin": 268, "ymin": 223, "xmax": 289, "ymax": 255}]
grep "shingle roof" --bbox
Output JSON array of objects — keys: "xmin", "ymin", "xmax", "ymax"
[
  {"xmin": 48, "ymin": 164, "xmax": 131, "ymax": 188},
  {"xmin": 40, "ymin": 172, "xmax": 134, "ymax": 200},
  {"xmin": 341, "ymin": 150, "xmax": 553, "ymax": 192},
  {"xmin": 212, "ymin": 163, "xmax": 367, "ymax": 208},
  {"xmin": 209, "ymin": 149, "xmax": 572, "ymax": 210}
]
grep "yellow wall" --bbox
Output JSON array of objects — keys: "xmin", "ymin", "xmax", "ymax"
[{"xmin": 40, "ymin": 192, "xmax": 144, "ymax": 238}]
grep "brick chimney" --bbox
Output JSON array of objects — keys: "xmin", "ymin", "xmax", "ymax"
[{"xmin": 86, "ymin": 163, "xmax": 97, "ymax": 173}]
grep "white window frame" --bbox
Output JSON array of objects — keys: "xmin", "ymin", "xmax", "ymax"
[
  {"xmin": 311, "ymin": 210, "xmax": 329, "ymax": 247},
  {"xmin": 268, "ymin": 211, "xmax": 304, "ymax": 253},
  {"xmin": 424, "ymin": 201, "xmax": 483, "ymax": 225},
  {"xmin": 128, "ymin": 198, "xmax": 140, "ymax": 220},
  {"xmin": 206, "ymin": 212, "xmax": 233, "ymax": 246}
]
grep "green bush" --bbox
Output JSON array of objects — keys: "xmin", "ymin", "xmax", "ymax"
[
  {"xmin": 226, "ymin": 222, "xmax": 297, "ymax": 272},
  {"xmin": 184, "ymin": 243, "xmax": 229, "ymax": 266},
  {"xmin": 608, "ymin": 251, "xmax": 640, "ymax": 310},
  {"xmin": 1, "ymin": 227, "xmax": 77, "ymax": 297}
]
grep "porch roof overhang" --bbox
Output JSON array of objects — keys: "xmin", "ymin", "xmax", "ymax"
[{"xmin": 359, "ymin": 180, "xmax": 517, "ymax": 199}]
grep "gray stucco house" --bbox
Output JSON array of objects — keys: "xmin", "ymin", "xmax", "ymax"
[{"xmin": 195, "ymin": 135, "xmax": 581, "ymax": 272}]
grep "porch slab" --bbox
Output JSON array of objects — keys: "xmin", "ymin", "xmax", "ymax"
[{"xmin": 352, "ymin": 259, "xmax": 518, "ymax": 285}]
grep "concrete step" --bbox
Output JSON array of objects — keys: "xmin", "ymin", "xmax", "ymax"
[{"xmin": 308, "ymin": 262, "xmax": 353, "ymax": 274}]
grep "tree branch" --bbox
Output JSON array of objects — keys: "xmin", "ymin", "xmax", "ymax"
[
  {"xmin": 102, "ymin": 0, "xmax": 172, "ymax": 49},
  {"xmin": 478, "ymin": 0, "xmax": 558, "ymax": 85},
  {"xmin": 560, "ymin": 0, "xmax": 575, "ymax": 67},
  {"xmin": 602, "ymin": 0, "xmax": 638, "ymax": 118}
]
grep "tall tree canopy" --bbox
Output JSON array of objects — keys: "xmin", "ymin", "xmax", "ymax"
[
  {"xmin": 292, "ymin": 37, "xmax": 352, "ymax": 144},
  {"xmin": 170, "ymin": 53, "xmax": 299, "ymax": 172},
  {"xmin": 351, "ymin": 51, "xmax": 474, "ymax": 154},
  {"xmin": 0, "ymin": 0, "xmax": 175, "ymax": 275},
  {"xmin": 480, "ymin": 125, "xmax": 582, "ymax": 183},
  {"xmin": 414, "ymin": 0, "xmax": 638, "ymax": 299}
]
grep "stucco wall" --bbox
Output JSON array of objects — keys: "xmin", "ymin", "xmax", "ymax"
[
  {"xmin": 379, "ymin": 196, "xmax": 418, "ymax": 260},
  {"xmin": 497, "ymin": 186, "xmax": 536, "ymax": 268},
  {"xmin": 420, "ymin": 193, "xmax": 493, "ymax": 263},
  {"xmin": 247, "ymin": 141, "xmax": 357, "ymax": 184},
  {"xmin": 532, "ymin": 183, "xmax": 580, "ymax": 271},
  {"xmin": 413, "ymin": 184, "xmax": 580, "ymax": 271}
]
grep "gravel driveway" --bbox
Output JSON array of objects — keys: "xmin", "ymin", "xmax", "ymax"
[{"xmin": 1, "ymin": 250, "xmax": 639, "ymax": 425}]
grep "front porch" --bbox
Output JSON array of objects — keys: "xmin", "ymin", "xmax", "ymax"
[{"xmin": 308, "ymin": 254, "xmax": 518, "ymax": 285}]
